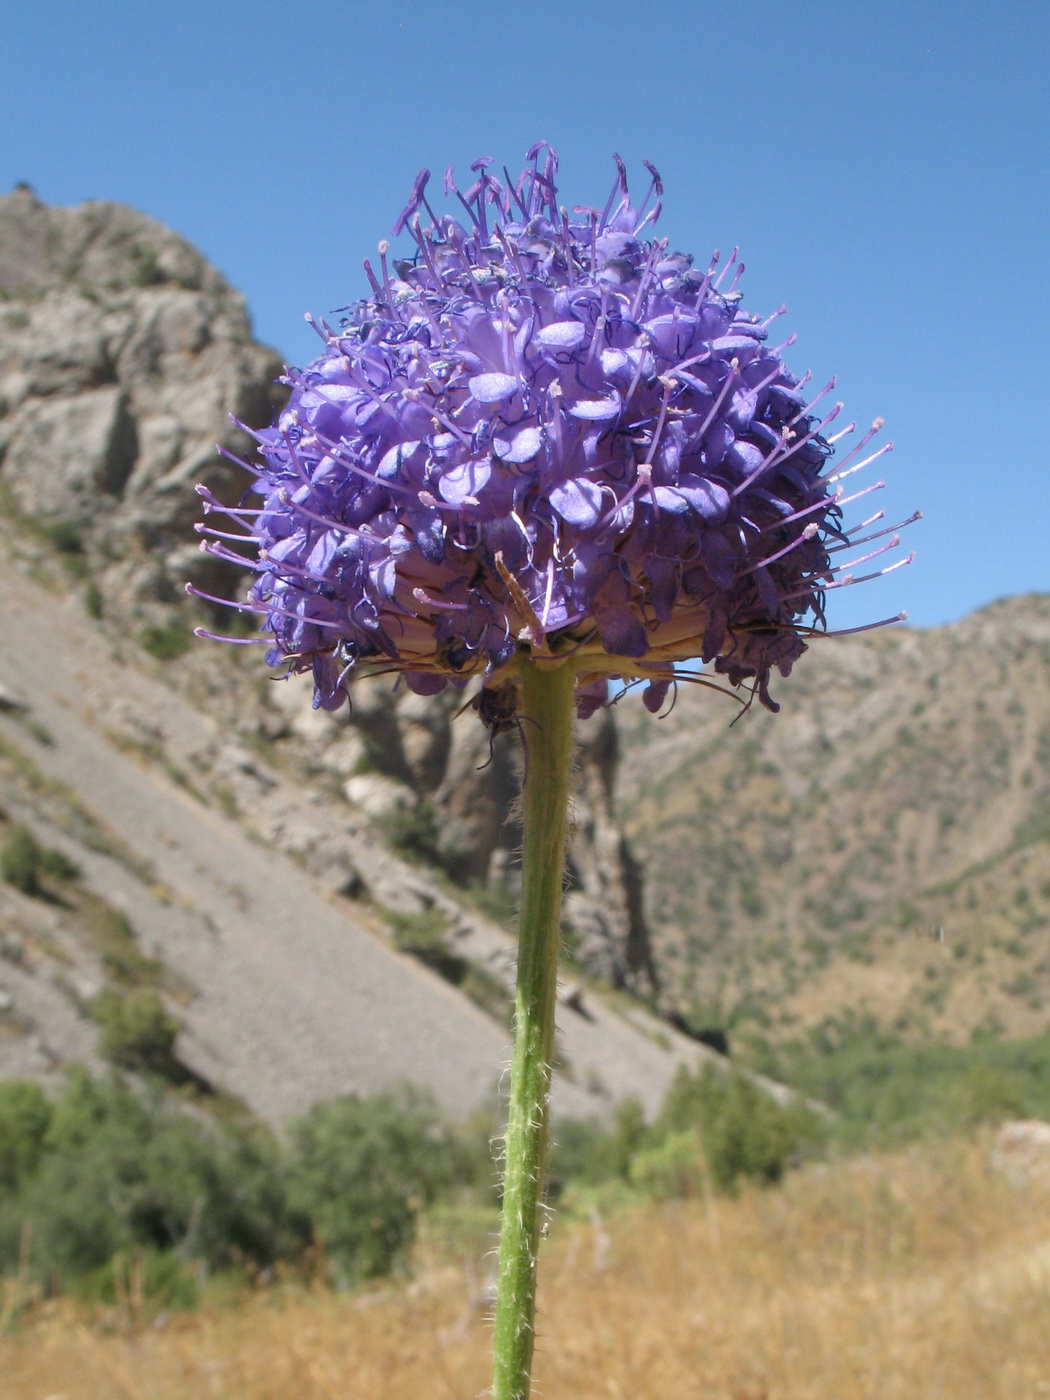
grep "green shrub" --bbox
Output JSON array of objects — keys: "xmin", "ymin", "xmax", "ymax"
[
  {"xmin": 1, "ymin": 827, "xmax": 82, "ymax": 894},
  {"xmin": 628, "ymin": 1128, "xmax": 707, "ymax": 1199},
  {"xmin": 549, "ymin": 1098, "xmax": 646, "ymax": 1195},
  {"xmin": 287, "ymin": 1085, "xmax": 464, "ymax": 1284},
  {"xmin": 130, "ymin": 242, "xmax": 162, "ymax": 287},
  {"xmin": 0, "ymin": 1080, "xmax": 52, "ymax": 1194},
  {"xmin": 751, "ymin": 1013, "xmax": 1050, "ymax": 1147},
  {"xmin": 72, "ymin": 1246, "xmax": 200, "ymax": 1311},
  {"xmin": 0, "ymin": 1068, "xmax": 302, "ymax": 1286},
  {"xmin": 418, "ymin": 1200, "xmax": 500, "ymax": 1263},
  {"xmin": 45, "ymin": 519, "xmax": 85, "ymax": 555},
  {"xmin": 84, "ymin": 580, "xmax": 104, "ymax": 619},
  {"xmin": 38, "ymin": 845, "xmax": 81, "ymax": 882},
  {"xmin": 140, "ymin": 619, "xmax": 193, "ymax": 661},
  {"xmin": 379, "ymin": 800, "xmax": 444, "ymax": 866},
  {"xmin": 1, "ymin": 825, "xmax": 42, "ymax": 894},
  {"xmin": 92, "ymin": 989, "xmax": 182, "ymax": 1078},
  {"xmin": 656, "ymin": 1065, "xmax": 822, "ymax": 1192},
  {"xmin": 387, "ymin": 906, "xmax": 450, "ymax": 957}
]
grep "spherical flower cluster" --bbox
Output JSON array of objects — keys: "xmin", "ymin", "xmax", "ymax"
[{"xmin": 193, "ymin": 145, "xmax": 913, "ymax": 718}]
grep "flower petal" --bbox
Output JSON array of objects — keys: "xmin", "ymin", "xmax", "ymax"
[
  {"xmin": 549, "ymin": 478, "xmax": 603, "ymax": 527},
  {"xmin": 596, "ymin": 606, "xmax": 648, "ymax": 658},
  {"xmin": 568, "ymin": 394, "xmax": 621, "ymax": 421},
  {"xmin": 536, "ymin": 320, "xmax": 586, "ymax": 351},
  {"xmin": 493, "ymin": 425, "xmax": 543, "ymax": 463},
  {"xmin": 438, "ymin": 457, "xmax": 491, "ymax": 503},
  {"xmin": 469, "ymin": 372, "xmax": 518, "ymax": 403},
  {"xmin": 675, "ymin": 475, "xmax": 731, "ymax": 521}
]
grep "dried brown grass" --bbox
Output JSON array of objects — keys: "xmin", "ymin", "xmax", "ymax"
[{"xmin": 4, "ymin": 1131, "xmax": 1050, "ymax": 1400}]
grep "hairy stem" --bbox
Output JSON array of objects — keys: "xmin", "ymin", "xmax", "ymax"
[{"xmin": 491, "ymin": 659, "xmax": 576, "ymax": 1400}]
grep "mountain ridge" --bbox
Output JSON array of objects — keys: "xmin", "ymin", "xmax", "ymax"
[{"xmin": 615, "ymin": 593, "xmax": 1050, "ymax": 1049}]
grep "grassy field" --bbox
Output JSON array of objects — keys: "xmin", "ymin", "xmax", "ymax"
[{"xmin": 3, "ymin": 1129, "xmax": 1050, "ymax": 1400}]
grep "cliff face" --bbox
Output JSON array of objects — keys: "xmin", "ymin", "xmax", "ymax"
[
  {"xmin": 0, "ymin": 186, "xmax": 284, "ymax": 605},
  {"xmin": 332, "ymin": 677, "xmax": 657, "ymax": 992}
]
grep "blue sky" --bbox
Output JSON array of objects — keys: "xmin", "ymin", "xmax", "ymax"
[{"xmin": 2, "ymin": 0, "xmax": 1047, "ymax": 632}]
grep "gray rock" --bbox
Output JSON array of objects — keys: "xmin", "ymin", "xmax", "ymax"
[
  {"xmin": 991, "ymin": 1120, "xmax": 1050, "ymax": 1188},
  {"xmin": 0, "ymin": 186, "xmax": 285, "ymax": 594},
  {"xmin": 343, "ymin": 772, "xmax": 416, "ymax": 820},
  {"xmin": 4, "ymin": 385, "xmax": 137, "ymax": 518},
  {"xmin": 0, "ymin": 680, "xmax": 28, "ymax": 712}
]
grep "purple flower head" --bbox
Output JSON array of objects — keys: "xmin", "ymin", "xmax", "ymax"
[{"xmin": 192, "ymin": 146, "xmax": 916, "ymax": 718}]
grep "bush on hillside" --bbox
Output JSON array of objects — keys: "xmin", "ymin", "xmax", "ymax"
[
  {"xmin": 552, "ymin": 1069, "xmax": 821, "ymax": 1202},
  {"xmin": 747, "ymin": 1012, "xmax": 1050, "ymax": 1147},
  {"xmin": 0, "ymin": 1080, "xmax": 52, "ymax": 1195},
  {"xmin": 139, "ymin": 619, "xmax": 193, "ymax": 661},
  {"xmin": 0, "ymin": 1068, "xmax": 303, "ymax": 1287},
  {"xmin": 1, "ymin": 825, "xmax": 81, "ymax": 895},
  {"xmin": 287, "ymin": 1085, "xmax": 471, "ymax": 1284},
  {"xmin": 91, "ymin": 988, "xmax": 182, "ymax": 1079},
  {"xmin": 657, "ymin": 1065, "xmax": 823, "ymax": 1192},
  {"xmin": 1, "ymin": 825, "xmax": 43, "ymax": 895}
]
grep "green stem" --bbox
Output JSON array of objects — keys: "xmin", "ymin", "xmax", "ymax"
[{"xmin": 491, "ymin": 659, "xmax": 577, "ymax": 1400}]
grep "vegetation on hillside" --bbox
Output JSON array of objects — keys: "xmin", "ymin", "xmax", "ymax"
[
  {"xmin": 616, "ymin": 595, "xmax": 1050, "ymax": 1046},
  {"xmin": 6, "ymin": 1009, "xmax": 1050, "ymax": 1309},
  {"xmin": 4, "ymin": 1130, "xmax": 1047, "ymax": 1400}
]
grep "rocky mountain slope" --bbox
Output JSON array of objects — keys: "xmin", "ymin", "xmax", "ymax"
[
  {"xmin": 3, "ymin": 185, "xmax": 1047, "ymax": 1127},
  {"xmin": 616, "ymin": 596, "xmax": 1050, "ymax": 1048},
  {"xmin": 0, "ymin": 188, "xmax": 713, "ymax": 1124}
]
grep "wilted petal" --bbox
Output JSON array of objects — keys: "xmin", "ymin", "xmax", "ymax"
[
  {"xmin": 645, "ymin": 557, "xmax": 678, "ymax": 621},
  {"xmin": 404, "ymin": 670, "xmax": 448, "ymax": 695},
  {"xmin": 643, "ymin": 678, "xmax": 672, "ymax": 713},
  {"xmin": 597, "ymin": 606, "xmax": 648, "ymax": 658}
]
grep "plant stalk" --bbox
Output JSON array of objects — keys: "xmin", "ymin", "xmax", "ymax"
[{"xmin": 491, "ymin": 659, "xmax": 577, "ymax": 1400}]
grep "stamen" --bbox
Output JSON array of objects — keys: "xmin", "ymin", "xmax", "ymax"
[
  {"xmin": 787, "ymin": 377, "xmax": 836, "ymax": 427},
  {"xmin": 194, "ymin": 628, "xmax": 271, "ymax": 645},
  {"xmin": 825, "ymin": 535, "xmax": 900, "ymax": 575},
  {"xmin": 276, "ymin": 489, "xmax": 357, "ymax": 537},
  {"xmin": 194, "ymin": 523, "xmax": 262, "ymax": 543},
  {"xmin": 828, "ymin": 511, "xmax": 921, "ymax": 552},
  {"xmin": 739, "ymin": 522, "xmax": 820, "ymax": 573},
  {"xmin": 643, "ymin": 379, "xmax": 676, "ymax": 467},
  {"xmin": 214, "ymin": 445, "xmax": 264, "ymax": 477},
  {"xmin": 199, "ymin": 540, "xmax": 268, "ymax": 570},
  {"xmin": 630, "ymin": 238, "xmax": 667, "ymax": 320},
  {"xmin": 713, "ymin": 247, "xmax": 738, "ymax": 290},
  {"xmin": 780, "ymin": 550, "xmax": 914, "ymax": 601},
  {"xmin": 796, "ymin": 611, "xmax": 908, "ymax": 638},
  {"xmin": 758, "ymin": 488, "xmax": 844, "ymax": 533},
  {"xmin": 827, "ymin": 440, "xmax": 894, "ymax": 486},
  {"xmin": 186, "ymin": 582, "xmax": 265, "ymax": 612},
  {"xmin": 731, "ymin": 385, "xmax": 838, "ymax": 498}
]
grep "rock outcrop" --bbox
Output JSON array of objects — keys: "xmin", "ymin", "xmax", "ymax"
[{"xmin": 0, "ymin": 185, "xmax": 284, "ymax": 604}]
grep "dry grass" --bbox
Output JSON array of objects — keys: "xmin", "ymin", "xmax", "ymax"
[{"xmin": 4, "ymin": 1131, "xmax": 1050, "ymax": 1399}]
